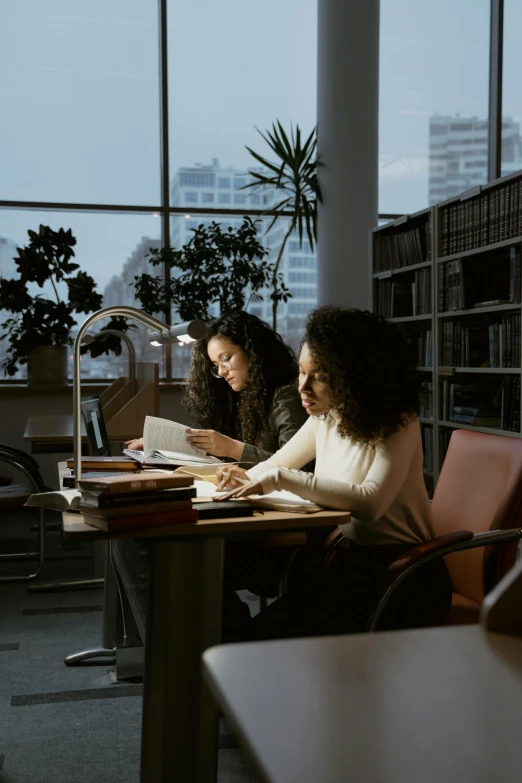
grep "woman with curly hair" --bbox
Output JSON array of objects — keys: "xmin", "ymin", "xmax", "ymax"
[
  {"xmin": 217, "ymin": 306, "xmax": 452, "ymax": 639},
  {"xmin": 126, "ymin": 310, "xmax": 307, "ymax": 465}
]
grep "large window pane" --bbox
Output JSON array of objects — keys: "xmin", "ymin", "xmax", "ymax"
[
  {"xmin": 501, "ymin": 2, "xmax": 522, "ymax": 178},
  {"xmin": 0, "ymin": 1, "xmax": 160, "ymax": 204},
  {"xmin": 380, "ymin": 0, "xmax": 490, "ymax": 214},
  {"xmin": 167, "ymin": 0, "xmax": 317, "ymax": 349},
  {"xmin": 0, "ymin": 211, "xmax": 162, "ymax": 379}
]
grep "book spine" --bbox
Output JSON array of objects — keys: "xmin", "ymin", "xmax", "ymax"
[
  {"xmin": 81, "ymin": 500, "xmax": 193, "ymax": 519},
  {"xmin": 84, "ymin": 508, "xmax": 199, "ymax": 532},
  {"xmin": 78, "ymin": 477, "xmax": 193, "ymax": 495}
]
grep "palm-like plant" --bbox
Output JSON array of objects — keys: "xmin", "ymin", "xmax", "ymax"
[{"xmin": 243, "ymin": 121, "xmax": 322, "ymax": 330}]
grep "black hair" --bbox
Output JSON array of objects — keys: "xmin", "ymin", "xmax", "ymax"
[
  {"xmin": 185, "ymin": 311, "xmax": 298, "ymax": 443},
  {"xmin": 303, "ymin": 306, "xmax": 419, "ymax": 443}
]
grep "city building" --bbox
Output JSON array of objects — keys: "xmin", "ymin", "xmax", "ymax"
[
  {"xmin": 171, "ymin": 159, "xmax": 318, "ymax": 346},
  {"xmin": 429, "ymin": 115, "xmax": 522, "ymax": 205}
]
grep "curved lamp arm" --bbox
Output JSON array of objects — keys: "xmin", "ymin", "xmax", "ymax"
[
  {"xmin": 83, "ymin": 329, "xmax": 137, "ymax": 387},
  {"xmin": 73, "ymin": 306, "xmax": 174, "ymax": 484}
]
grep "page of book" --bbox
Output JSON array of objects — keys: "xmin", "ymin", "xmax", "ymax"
[
  {"xmin": 143, "ymin": 416, "xmax": 206, "ymax": 459},
  {"xmin": 26, "ymin": 489, "xmax": 81, "ymax": 511}
]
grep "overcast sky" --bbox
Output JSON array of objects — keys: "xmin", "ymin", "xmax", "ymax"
[{"xmin": 1, "ymin": 0, "xmax": 522, "ymax": 291}]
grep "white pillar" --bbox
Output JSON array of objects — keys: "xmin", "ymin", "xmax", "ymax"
[{"xmin": 317, "ymin": 0, "xmax": 379, "ymax": 310}]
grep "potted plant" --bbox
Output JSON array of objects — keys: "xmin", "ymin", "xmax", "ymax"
[
  {"xmin": 0, "ymin": 225, "xmax": 131, "ymax": 385},
  {"xmin": 243, "ymin": 121, "xmax": 322, "ymax": 330},
  {"xmin": 132, "ymin": 216, "xmax": 291, "ymax": 320}
]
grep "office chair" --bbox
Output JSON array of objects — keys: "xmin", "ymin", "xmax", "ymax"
[
  {"xmin": 368, "ymin": 429, "xmax": 522, "ymax": 630},
  {"xmin": 0, "ymin": 443, "xmax": 47, "ymax": 582}
]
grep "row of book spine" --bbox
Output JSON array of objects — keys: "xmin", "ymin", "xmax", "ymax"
[
  {"xmin": 439, "ymin": 315, "xmax": 521, "ymax": 368},
  {"xmin": 422, "ymin": 425, "xmax": 433, "ymax": 473},
  {"xmin": 419, "ymin": 381, "xmax": 433, "ymax": 419},
  {"xmin": 374, "ymin": 217, "xmax": 432, "ymax": 273},
  {"xmin": 416, "ymin": 329, "xmax": 433, "ymax": 367},
  {"xmin": 437, "ymin": 249, "xmax": 521, "ymax": 313},
  {"xmin": 440, "ymin": 180, "xmax": 522, "ymax": 257},
  {"xmin": 375, "ymin": 271, "xmax": 432, "ymax": 319},
  {"xmin": 500, "ymin": 375, "xmax": 521, "ymax": 432}
]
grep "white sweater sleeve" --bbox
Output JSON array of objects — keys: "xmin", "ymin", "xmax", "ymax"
[
  {"xmin": 254, "ymin": 420, "xmax": 419, "ymax": 522},
  {"xmin": 247, "ymin": 416, "xmax": 316, "ymax": 476}
]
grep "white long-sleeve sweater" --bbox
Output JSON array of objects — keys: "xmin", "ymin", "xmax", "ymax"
[{"xmin": 248, "ymin": 413, "xmax": 436, "ymax": 546}]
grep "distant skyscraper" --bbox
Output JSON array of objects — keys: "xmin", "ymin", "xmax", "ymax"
[
  {"xmin": 0, "ymin": 236, "xmax": 19, "ymax": 375},
  {"xmin": 429, "ymin": 115, "xmax": 522, "ymax": 205},
  {"xmin": 171, "ymin": 159, "xmax": 317, "ymax": 344}
]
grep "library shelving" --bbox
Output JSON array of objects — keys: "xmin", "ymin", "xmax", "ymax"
[{"xmin": 371, "ymin": 170, "xmax": 522, "ymax": 490}]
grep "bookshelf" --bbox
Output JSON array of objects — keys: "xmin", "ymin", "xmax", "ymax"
[{"xmin": 371, "ymin": 170, "xmax": 522, "ymax": 492}]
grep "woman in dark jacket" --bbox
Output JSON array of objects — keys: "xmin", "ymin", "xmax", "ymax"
[{"xmin": 127, "ymin": 310, "xmax": 307, "ymax": 466}]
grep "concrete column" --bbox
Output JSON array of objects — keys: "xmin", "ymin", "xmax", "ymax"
[{"xmin": 317, "ymin": 0, "xmax": 379, "ymax": 310}]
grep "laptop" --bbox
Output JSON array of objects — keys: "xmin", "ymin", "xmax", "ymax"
[{"xmin": 80, "ymin": 396, "xmax": 111, "ymax": 457}]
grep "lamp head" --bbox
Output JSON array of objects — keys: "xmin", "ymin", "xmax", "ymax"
[{"xmin": 149, "ymin": 319, "xmax": 207, "ymax": 346}]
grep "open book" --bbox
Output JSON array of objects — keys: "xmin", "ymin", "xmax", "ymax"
[
  {"xmin": 26, "ymin": 489, "xmax": 81, "ymax": 512},
  {"xmin": 244, "ymin": 490, "xmax": 323, "ymax": 514},
  {"xmin": 123, "ymin": 416, "xmax": 223, "ymax": 468}
]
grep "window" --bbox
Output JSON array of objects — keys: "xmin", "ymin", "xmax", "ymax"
[
  {"xmin": 179, "ymin": 171, "xmax": 215, "ymax": 188},
  {"xmin": 202, "ymin": 193, "xmax": 214, "ymax": 203},
  {"xmin": 250, "ymin": 194, "xmax": 261, "ymax": 205},
  {"xmin": 234, "ymin": 178, "xmax": 246, "ymax": 190},
  {"xmin": 234, "ymin": 194, "xmax": 246, "ymax": 205},
  {"xmin": 218, "ymin": 178, "xmax": 231, "ymax": 189},
  {"xmin": 0, "ymin": 2, "xmax": 161, "ymax": 205},
  {"xmin": 289, "ymin": 256, "xmax": 316, "ymax": 269},
  {"xmin": 0, "ymin": 210, "xmax": 163, "ymax": 380},
  {"xmin": 289, "ymin": 272, "xmax": 317, "ymax": 284},
  {"xmin": 218, "ymin": 193, "xmax": 231, "ymax": 204},
  {"xmin": 185, "ymin": 192, "xmax": 198, "ymax": 203},
  {"xmin": 501, "ymin": 2, "xmax": 522, "ymax": 176},
  {"xmin": 289, "ymin": 287, "xmax": 318, "ymax": 299},
  {"xmin": 380, "ymin": 0, "xmax": 490, "ymax": 212}
]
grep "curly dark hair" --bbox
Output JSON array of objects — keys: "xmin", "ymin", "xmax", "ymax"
[
  {"xmin": 185, "ymin": 311, "xmax": 298, "ymax": 444},
  {"xmin": 304, "ymin": 306, "xmax": 419, "ymax": 444}
]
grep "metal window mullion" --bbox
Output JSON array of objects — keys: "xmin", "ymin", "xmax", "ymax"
[
  {"xmin": 159, "ymin": 0, "xmax": 172, "ymax": 381},
  {"xmin": 488, "ymin": 0, "xmax": 504, "ymax": 182}
]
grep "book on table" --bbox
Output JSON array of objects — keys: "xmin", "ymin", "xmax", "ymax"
[
  {"xmin": 123, "ymin": 416, "xmax": 224, "ymax": 468},
  {"xmin": 26, "ymin": 472, "xmax": 195, "ymax": 512},
  {"xmin": 65, "ymin": 456, "xmax": 139, "ymax": 472},
  {"xmin": 83, "ymin": 507, "xmax": 199, "ymax": 532}
]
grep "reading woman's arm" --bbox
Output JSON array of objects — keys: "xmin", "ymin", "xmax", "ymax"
[
  {"xmin": 252, "ymin": 420, "xmax": 419, "ymax": 522},
  {"xmin": 246, "ymin": 415, "xmax": 317, "ymax": 475},
  {"xmin": 240, "ymin": 385, "xmax": 310, "ymax": 467}
]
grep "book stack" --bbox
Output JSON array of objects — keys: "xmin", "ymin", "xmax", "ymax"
[
  {"xmin": 77, "ymin": 472, "xmax": 198, "ymax": 532},
  {"xmin": 63, "ymin": 456, "xmax": 142, "ymax": 489}
]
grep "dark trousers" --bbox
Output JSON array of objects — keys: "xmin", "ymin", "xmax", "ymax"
[{"xmin": 223, "ymin": 536, "xmax": 452, "ymax": 642}]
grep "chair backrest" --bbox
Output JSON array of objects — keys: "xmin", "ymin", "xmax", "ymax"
[{"xmin": 431, "ymin": 429, "xmax": 522, "ymax": 605}]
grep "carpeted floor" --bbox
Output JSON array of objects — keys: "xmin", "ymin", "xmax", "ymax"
[{"xmin": 0, "ymin": 508, "xmax": 255, "ymax": 783}]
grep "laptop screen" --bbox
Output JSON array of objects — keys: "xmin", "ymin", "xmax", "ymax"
[{"xmin": 80, "ymin": 396, "xmax": 111, "ymax": 456}]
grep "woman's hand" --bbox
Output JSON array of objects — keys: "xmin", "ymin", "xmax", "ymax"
[
  {"xmin": 185, "ymin": 428, "xmax": 243, "ymax": 460},
  {"xmin": 214, "ymin": 478, "xmax": 264, "ymax": 501},
  {"xmin": 125, "ymin": 437, "xmax": 143, "ymax": 450},
  {"xmin": 214, "ymin": 465, "xmax": 250, "ymax": 491}
]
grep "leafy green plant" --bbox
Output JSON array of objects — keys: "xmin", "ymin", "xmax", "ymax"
[
  {"xmin": 132, "ymin": 216, "xmax": 291, "ymax": 321},
  {"xmin": 0, "ymin": 225, "xmax": 131, "ymax": 376},
  {"xmin": 243, "ymin": 121, "xmax": 322, "ymax": 330}
]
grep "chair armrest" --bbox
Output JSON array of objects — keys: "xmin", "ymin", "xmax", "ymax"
[
  {"xmin": 368, "ymin": 527, "xmax": 522, "ymax": 632},
  {"xmin": 383, "ymin": 530, "xmax": 474, "ymax": 591}
]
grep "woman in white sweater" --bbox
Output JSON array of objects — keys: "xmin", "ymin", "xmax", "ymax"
[{"xmin": 217, "ymin": 306, "xmax": 452, "ymax": 639}]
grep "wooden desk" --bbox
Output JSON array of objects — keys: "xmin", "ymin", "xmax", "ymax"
[
  {"xmin": 64, "ymin": 507, "xmax": 351, "ymax": 783},
  {"xmin": 203, "ymin": 625, "xmax": 522, "ymax": 783}
]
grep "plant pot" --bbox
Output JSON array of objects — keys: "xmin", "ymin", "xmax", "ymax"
[{"xmin": 27, "ymin": 346, "xmax": 69, "ymax": 388}]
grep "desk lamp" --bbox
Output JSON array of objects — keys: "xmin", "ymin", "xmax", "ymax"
[
  {"xmin": 82, "ymin": 329, "xmax": 137, "ymax": 393},
  {"xmin": 73, "ymin": 306, "xmax": 206, "ymax": 483}
]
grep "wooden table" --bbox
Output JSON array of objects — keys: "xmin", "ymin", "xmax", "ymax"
[
  {"xmin": 64, "ymin": 507, "xmax": 351, "ymax": 783},
  {"xmin": 203, "ymin": 624, "xmax": 522, "ymax": 783}
]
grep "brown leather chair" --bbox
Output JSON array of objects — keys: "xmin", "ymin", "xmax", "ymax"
[{"xmin": 368, "ymin": 429, "xmax": 522, "ymax": 630}]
